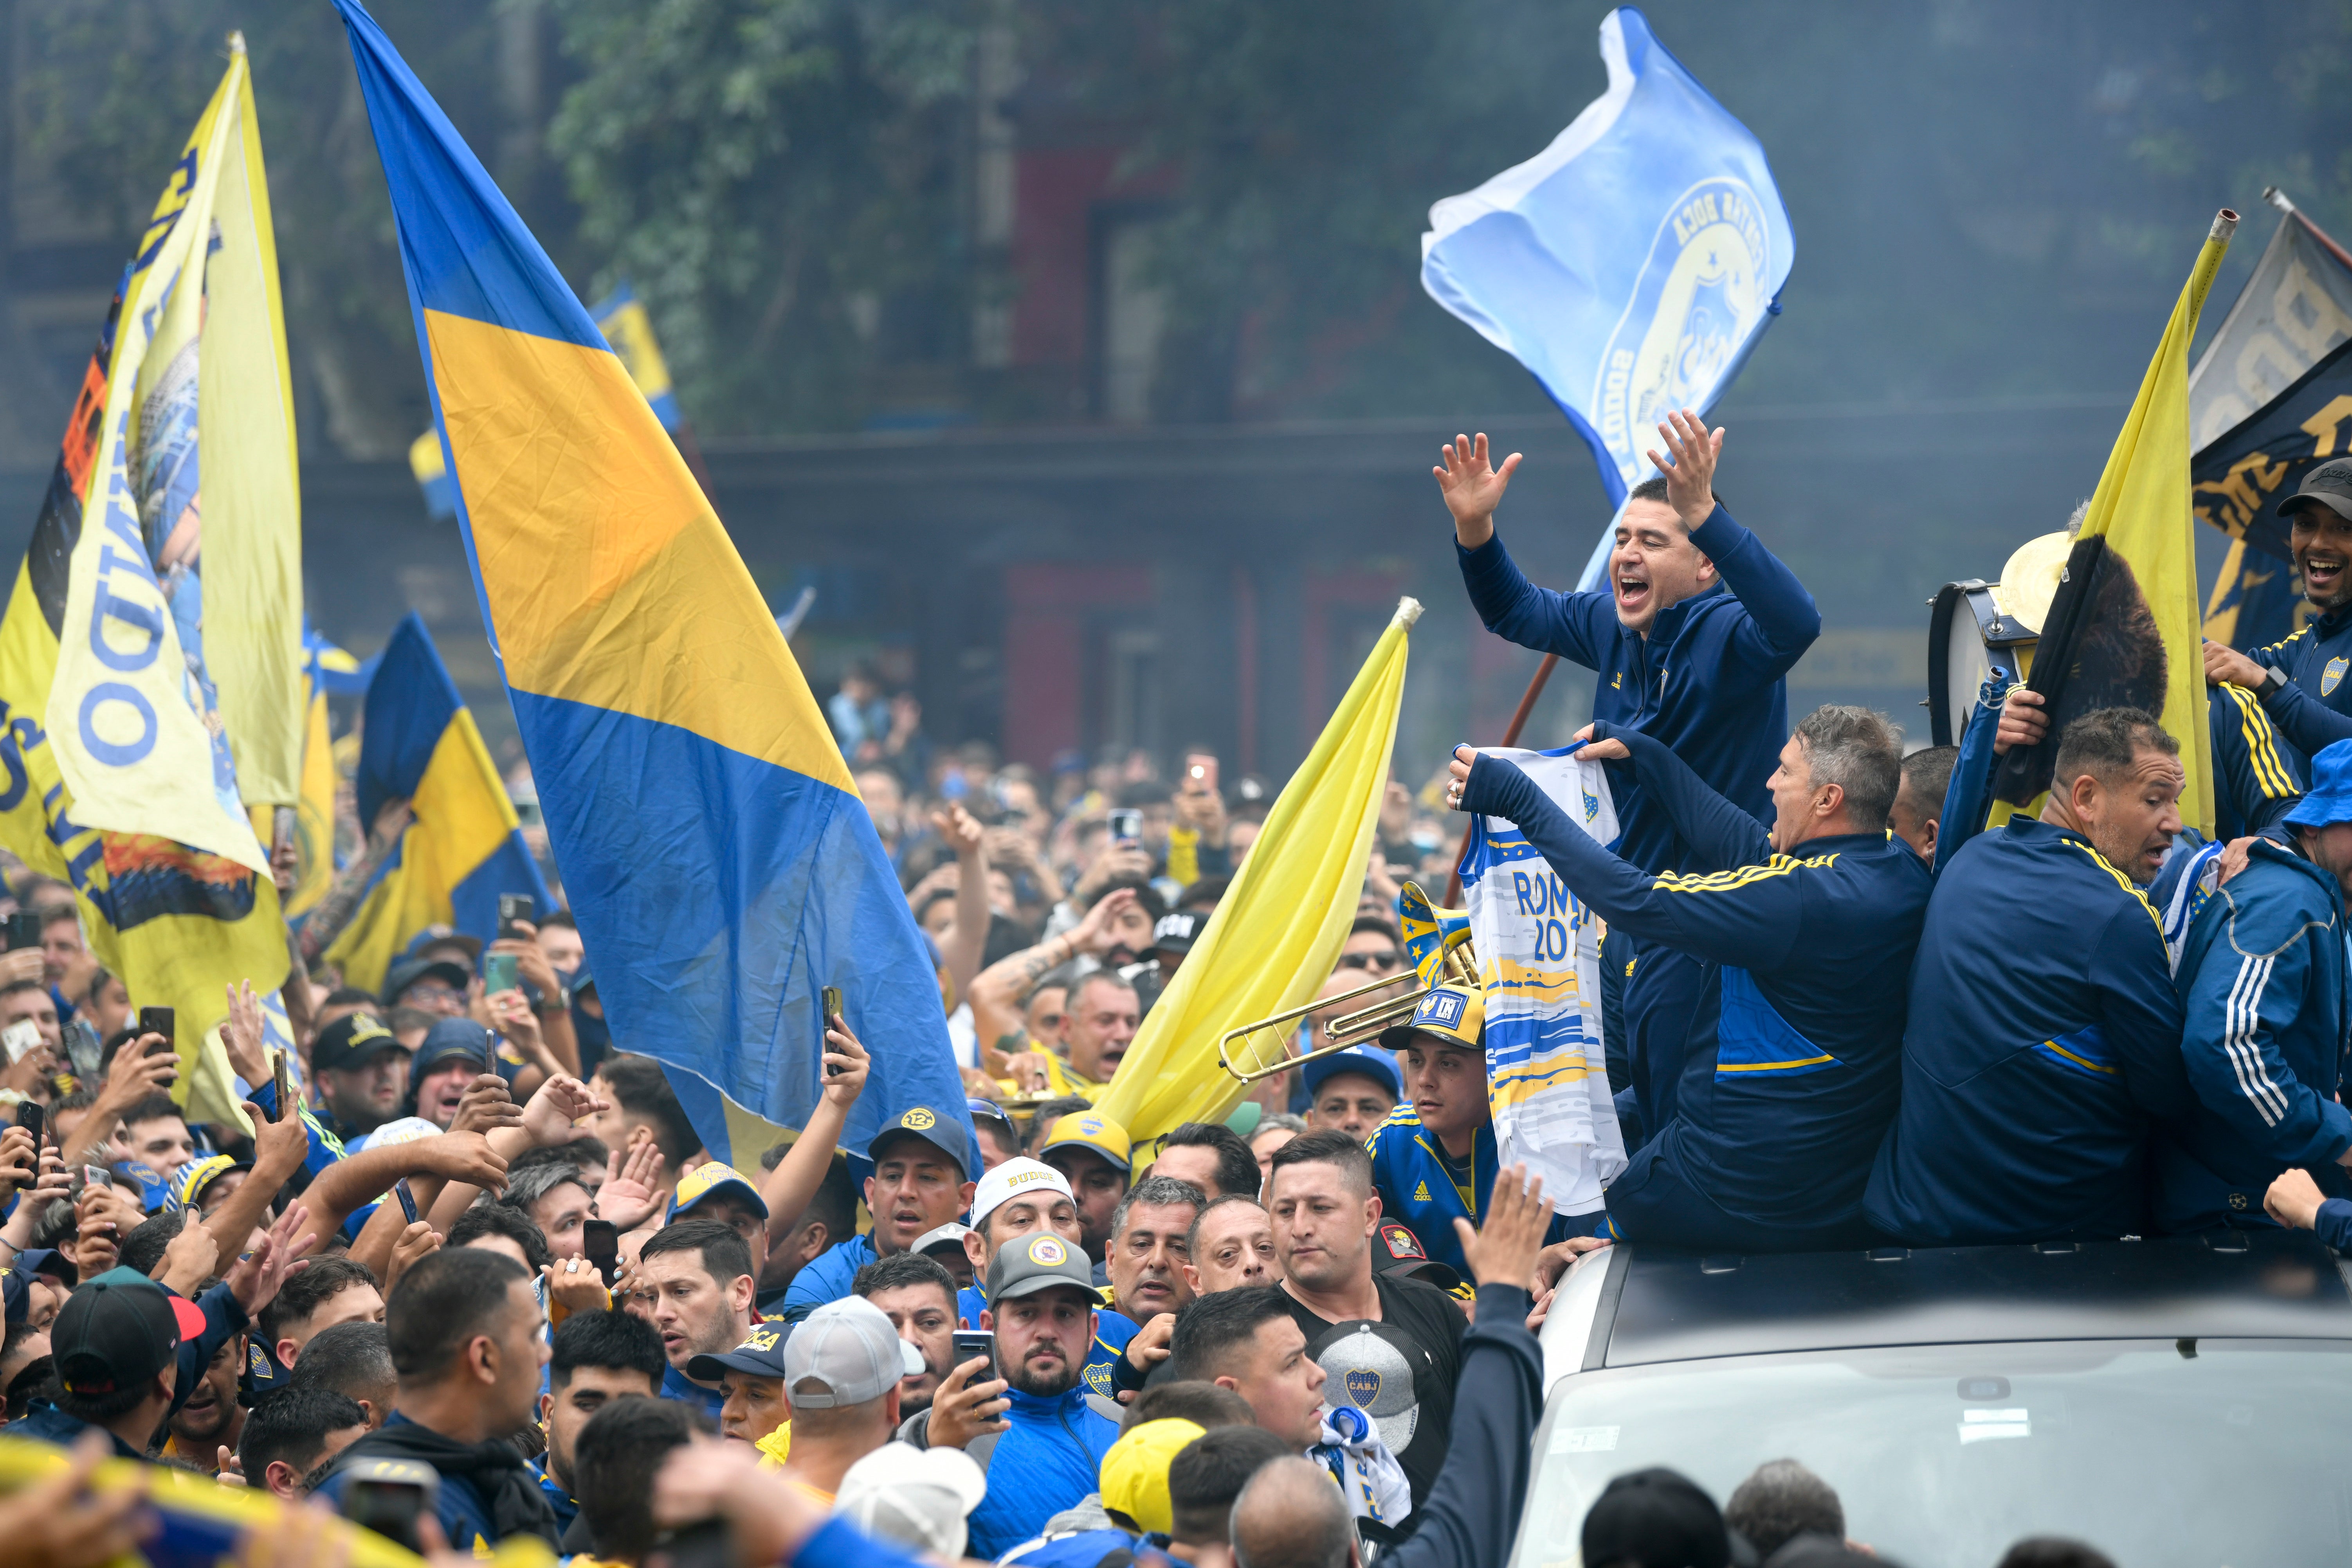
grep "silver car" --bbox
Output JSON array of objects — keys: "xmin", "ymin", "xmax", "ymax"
[{"xmin": 1511, "ymin": 1230, "xmax": 2352, "ymax": 1566}]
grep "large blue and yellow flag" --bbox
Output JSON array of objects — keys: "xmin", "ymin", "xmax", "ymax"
[
  {"xmin": 321, "ymin": 613, "xmax": 546, "ymax": 995},
  {"xmin": 333, "ymin": 0, "xmax": 970, "ymax": 1159}
]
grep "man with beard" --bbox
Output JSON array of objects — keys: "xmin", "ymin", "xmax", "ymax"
[
  {"xmin": 638, "ymin": 1219, "xmax": 758, "ymax": 1421},
  {"xmin": 897, "ymin": 1233, "xmax": 1122, "ymax": 1559},
  {"xmin": 407, "ymin": 1020, "xmax": 497, "ymax": 1131},
  {"xmin": 1867, "ymin": 708, "xmax": 2197, "ymax": 1245},
  {"xmin": 309, "ymin": 1013, "xmax": 411, "ymax": 1143},
  {"xmin": 782, "ymin": 1108, "xmax": 976, "ymax": 1319}
]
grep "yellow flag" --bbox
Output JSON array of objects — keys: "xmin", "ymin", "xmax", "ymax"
[
  {"xmin": 1992, "ymin": 209, "xmax": 2235, "ymax": 835},
  {"xmin": 1095, "ymin": 598, "xmax": 1420, "ymax": 1144}
]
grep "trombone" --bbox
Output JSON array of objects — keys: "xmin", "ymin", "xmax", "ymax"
[{"xmin": 1217, "ymin": 934, "xmax": 1482, "ymax": 1084}]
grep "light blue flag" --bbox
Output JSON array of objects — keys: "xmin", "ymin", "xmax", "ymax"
[{"xmin": 1420, "ymin": 6, "xmax": 1794, "ymax": 585}]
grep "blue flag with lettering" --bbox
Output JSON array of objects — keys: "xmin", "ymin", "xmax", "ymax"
[{"xmin": 1420, "ymin": 5, "xmax": 1794, "ymax": 525}]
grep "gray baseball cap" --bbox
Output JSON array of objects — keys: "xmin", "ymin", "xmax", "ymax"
[
  {"xmin": 985, "ymin": 1230, "xmax": 1098, "ymax": 1302},
  {"xmin": 782, "ymin": 1296, "xmax": 923, "ymax": 1409},
  {"xmin": 2280, "ymin": 458, "xmax": 2352, "ymax": 523}
]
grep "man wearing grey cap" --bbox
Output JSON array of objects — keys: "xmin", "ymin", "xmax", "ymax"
[
  {"xmin": 893, "ymin": 1230, "xmax": 1121, "ymax": 1559},
  {"xmin": 775, "ymin": 1296, "xmax": 924, "ymax": 1501},
  {"xmin": 2207, "ymin": 458, "xmax": 2352, "ymax": 758}
]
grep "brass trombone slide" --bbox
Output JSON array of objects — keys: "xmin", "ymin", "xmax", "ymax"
[{"xmin": 1216, "ymin": 938, "xmax": 1482, "ymax": 1085}]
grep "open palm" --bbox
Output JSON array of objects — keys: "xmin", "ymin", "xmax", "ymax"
[{"xmin": 1433, "ymin": 433, "xmax": 1522, "ymax": 535}]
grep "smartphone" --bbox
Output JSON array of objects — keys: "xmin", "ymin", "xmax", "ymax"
[
  {"xmin": 81, "ymin": 1164, "xmax": 108, "ymax": 1192},
  {"xmin": 952, "ymin": 1328, "xmax": 997, "ymax": 1384},
  {"xmin": 1186, "ymin": 752, "xmax": 1219, "ymax": 793},
  {"xmin": 137, "ymin": 1006, "xmax": 174, "ymax": 1049},
  {"xmin": 483, "ymin": 952, "xmax": 520, "ymax": 995},
  {"xmin": 582, "ymin": 1218, "xmax": 622, "ymax": 1287},
  {"xmin": 4, "ymin": 912, "xmax": 39, "ymax": 952},
  {"xmin": 497, "ymin": 893, "xmax": 535, "ymax": 939},
  {"xmin": 394, "ymin": 1178, "xmax": 420, "ymax": 1224},
  {"xmin": 2, "ymin": 1021, "xmax": 40, "ymax": 1065},
  {"xmin": 270, "ymin": 1049, "xmax": 292, "ymax": 1121},
  {"xmin": 1108, "ymin": 808, "xmax": 1143, "ymax": 845},
  {"xmin": 820, "ymin": 986, "xmax": 844, "ymax": 1075},
  {"xmin": 341, "ymin": 1459, "xmax": 440, "ymax": 1553},
  {"xmin": 14, "ymin": 1101, "xmax": 41, "ymax": 1142}
]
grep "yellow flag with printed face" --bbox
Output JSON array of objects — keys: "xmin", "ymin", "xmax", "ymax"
[
  {"xmin": 1992, "ymin": 210, "xmax": 2236, "ymax": 836},
  {"xmin": 1094, "ymin": 598, "xmax": 1420, "ymax": 1145}
]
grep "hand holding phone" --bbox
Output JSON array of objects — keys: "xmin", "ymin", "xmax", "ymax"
[
  {"xmin": 270, "ymin": 1049, "xmax": 292, "ymax": 1121},
  {"xmin": 951, "ymin": 1328, "xmax": 997, "ymax": 1384},
  {"xmin": 4, "ymin": 912, "xmax": 40, "ymax": 952},
  {"xmin": 582, "ymin": 1218, "xmax": 622, "ymax": 1286},
  {"xmin": 14, "ymin": 1101, "xmax": 42, "ymax": 1143},
  {"xmin": 820, "ymin": 986, "xmax": 844, "ymax": 1076},
  {"xmin": 138, "ymin": 1007, "xmax": 175, "ymax": 1050},
  {"xmin": 1108, "ymin": 808, "xmax": 1143, "ymax": 846}
]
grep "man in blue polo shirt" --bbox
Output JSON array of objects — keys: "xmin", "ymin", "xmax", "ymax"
[
  {"xmin": 782, "ymin": 1106, "xmax": 977, "ymax": 1320},
  {"xmin": 1436, "ymin": 413, "xmax": 1820, "ymax": 1152}
]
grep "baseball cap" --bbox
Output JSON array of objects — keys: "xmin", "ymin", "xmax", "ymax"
[
  {"xmin": 1371, "ymin": 1219, "xmax": 1461, "ymax": 1291},
  {"xmin": 381, "ymin": 955, "xmax": 472, "ymax": 1009},
  {"xmin": 1101, "ymin": 1418, "xmax": 1206, "ymax": 1534},
  {"xmin": 1146, "ymin": 910, "xmax": 1205, "ymax": 956},
  {"xmin": 971, "ymin": 1157, "xmax": 1074, "ymax": 1228},
  {"xmin": 986, "ymin": 1230, "xmax": 1097, "ymax": 1302},
  {"xmin": 869, "ymin": 1104, "xmax": 971, "ymax": 1177},
  {"xmin": 0, "ymin": 1266, "xmax": 25, "ymax": 1325},
  {"xmin": 2278, "ymin": 457, "xmax": 2352, "ymax": 523},
  {"xmin": 2287, "ymin": 740, "xmax": 2352, "ymax": 830},
  {"xmin": 413, "ymin": 1018, "xmax": 495, "ymax": 1076},
  {"xmin": 782, "ymin": 1296, "xmax": 923, "ymax": 1408},
  {"xmin": 968, "ymin": 1096, "xmax": 1017, "ymax": 1142},
  {"xmin": 1039, "ymin": 1111, "xmax": 1132, "ymax": 1174},
  {"xmin": 117, "ymin": 1161, "xmax": 177, "ymax": 1215},
  {"xmin": 355, "ymin": 1115, "xmax": 442, "ymax": 1152},
  {"xmin": 174, "ymin": 1153, "xmax": 249, "ymax": 1211},
  {"xmin": 1300, "ymin": 1042, "xmax": 1402, "ymax": 1101},
  {"xmin": 912, "ymin": 1222, "xmax": 973, "ymax": 1259},
  {"xmin": 312, "ymin": 1012, "xmax": 407, "ymax": 1075},
  {"xmin": 670, "ymin": 1161, "xmax": 769, "ymax": 1224},
  {"xmin": 52, "ymin": 1265, "xmax": 207, "ymax": 1395},
  {"xmin": 685, "ymin": 1321, "xmax": 792, "ymax": 1385},
  {"xmin": 834, "ymin": 1443, "xmax": 987, "ymax": 1559},
  {"xmin": 1378, "ymin": 982, "xmax": 1484, "ymax": 1054},
  {"xmin": 1581, "ymin": 1467, "xmax": 1732, "ymax": 1568}
]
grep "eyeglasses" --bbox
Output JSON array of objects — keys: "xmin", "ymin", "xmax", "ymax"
[{"xmin": 1335, "ymin": 951, "xmax": 1402, "ymax": 972}]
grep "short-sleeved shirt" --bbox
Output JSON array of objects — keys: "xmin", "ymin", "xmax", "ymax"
[{"xmin": 1282, "ymin": 1274, "xmax": 1465, "ymax": 1509}]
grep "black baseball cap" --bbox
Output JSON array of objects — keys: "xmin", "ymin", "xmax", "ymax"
[
  {"xmin": 52, "ymin": 1265, "xmax": 207, "ymax": 1395},
  {"xmin": 1370, "ymin": 1219, "xmax": 1461, "ymax": 1292},
  {"xmin": 382, "ymin": 955, "xmax": 472, "ymax": 1009},
  {"xmin": 312, "ymin": 1012, "xmax": 409, "ymax": 1074},
  {"xmin": 2279, "ymin": 458, "xmax": 2352, "ymax": 523},
  {"xmin": 686, "ymin": 1321, "xmax": 792, "ymax": 1384},
  {"xmin": 1146, "ymin": 911, "xmax": 1205, "ymax": 956}
]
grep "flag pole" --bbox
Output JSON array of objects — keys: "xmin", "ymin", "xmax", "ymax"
[
  {"xmin": 2264, "ymin": 186, "xmax": 2352, "ymax": 271},
  {"xmin": 1443, "ymin": 652, "xmax": 1557, "ymax": 903}
]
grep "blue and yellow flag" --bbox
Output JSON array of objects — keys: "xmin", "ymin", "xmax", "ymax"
[
  {"xmin": 333, "ymin": 0, "xmax": 970, "ymax": 1158},
  {"xmin": 591, "ymin": 283, "xmax": 683, "ymax": 431},
  {"xmin": 322, "ymin": 613, "xmax": 547, "ymax": 995}
]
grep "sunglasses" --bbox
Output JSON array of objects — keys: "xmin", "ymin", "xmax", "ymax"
[{"xmin": 1336, "ymin": 951, "xmax": 1401, "ymax": 971}]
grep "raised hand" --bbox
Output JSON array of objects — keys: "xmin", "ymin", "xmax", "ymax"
[
  {"xmin": 384, "ymin": 1220, "xmax": 442, "ymax": 1296},
  {"xmin": 2204, "ymin": 636, "xmax": 2269, "ymax": 692},
  {"xmin": 597, "ymin": 1139, "xmax": 664, "ymax": 1231},
  {"xmin": 522, "ymin": 1074, "xmax": 606, "ymax": 1146},
  {"xmin": 226, "ymin": 1202, "xmax": 320, "ymax": 1315},
  {"xmin": 1455, "ymin": 1162, "xmax": 1550, "ymax": 1290},
  {"xmin": 925, "ymin": 1354, "xmax": 1011, "ymax": 1449},
  {"xmin": 820, "ymin": 1019, "xmax": 871, "ymax": 1111},
  {"xmin": 1071, "ymin": 887, "xmax": 1138, "ymax": 955},
  {"xmin": 221, "ymin": 981, "xmax": 270, "ymax": 1089},
  {"xmin": 447, "ymin": 1074, "xmax": 524, "ymax": 1139},
  {"xmin": 154, "ymin": 1221, "xmax": 222, "ymax": 1296},
  {"xmin": 0, "ymin": 1125, "xmax": 34, "ymax": 1198},
  {"xmin": 1992, "ymin": 687, "xmax": 2049, "ymax": 758},
  {"xmin": 1644, "ymin": 408, "xmax": 1723, "ymax": 528},
  {"xmin": 935, "ymin": 800, "xmax": 986, "ymax": 861},
  {"xmin": 1434, "ymin": 433, "xmax": 1523, "ymax": 548},
  {"xmin": 0, "ymin": 948, "xmax": 43, "ymax": 991},
  {"xmin": 421, "ymin": 1131, "xmax": 510, "ymax": 1193}
]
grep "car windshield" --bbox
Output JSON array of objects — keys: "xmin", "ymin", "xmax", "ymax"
[{"xmin": 1514, "ymin": 1338, "xmax": 2352, "ymax": 1568}]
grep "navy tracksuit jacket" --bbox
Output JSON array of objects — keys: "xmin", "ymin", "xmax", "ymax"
[
  {"xmin": 1866, "ymin": 816, "xmax": 2197, "ymax": 1245},
  {"xmin": 1458, "ymin": 503, "xmax": 1819, "ymax": 1142},
  {"xmin": 1461, "ymin": 729, "xmax": 1928, "ymax": 1251},
  {"xmin": 2154, "ymin": 838, "xmax": 2352, "ymax": 1232},
  {"xmin": 2250, "ymin": 601, "xmax": 2352, "ymax": 757}
]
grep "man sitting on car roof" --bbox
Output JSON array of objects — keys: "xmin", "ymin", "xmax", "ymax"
[
  {"xmin": 1449, "ymin": 704, "xmax": 1929, "ymax": 1253},
  {"xmin": 2151, "ymin": 738, "xmax": 2352, "ymax": 1233},
  {"xmin": 1866, "ymin": 708, "xmax": 2197, "ymax": 1246}
]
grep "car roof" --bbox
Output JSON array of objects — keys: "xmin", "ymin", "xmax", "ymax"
[{"xmin": 1579, "ymin": 1232, "xmax": 2352, "ymax": 1370}]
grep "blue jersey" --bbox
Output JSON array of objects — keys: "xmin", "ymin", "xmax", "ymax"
[
  {"xmin": 2249, "ymin": 601, "xmax": 2352, "ymax": 757},
  {"xmin": 659, "ymin": 1363, "xmax": 725, "ymax": 1422},
  {"xmin": 779, "ymin": 1233, "xmax": 878, "ymax": 1320},
  {"xmin": 1866, "ymin": 816, "xmax": 2195, "ymax": 1245},
  {"xmin": 2209, "ymin": 683, "xmax": 2306, "ymax": 841},
  {"xmin": 963, "ymin": 1387, "xmax": 1121, "ymax": 1560},
  {"xmin": 2152, "ymin": 839, "xmax": 2352, "ymax": 1232},
  {"xmin": 1456, "ymin": 502, "xmax": 1819, "ymax": 876},
  {"xmin": 1462, "ymin": 732, "xmax": 1930, "ymax": 1249},
  {"xmin": 1080, "ymin": 1296, "xmax": 1140, "ymax": 1400}
]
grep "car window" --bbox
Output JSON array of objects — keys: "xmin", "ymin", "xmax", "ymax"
[{"xmin": 1514, "ymin": 1338, "xmax": 2352, "ymax": 1568}]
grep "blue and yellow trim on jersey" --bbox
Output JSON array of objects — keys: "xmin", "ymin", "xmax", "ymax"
[{"xmin": 2217, "ymin": 681, "xmax": 2299, "ymax": 799}]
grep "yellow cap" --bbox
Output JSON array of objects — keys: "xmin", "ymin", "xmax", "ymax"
[
  {"xmin": 1040, "ymin": 1111, "xmax": 1132, "ymax": 1173},
  {"xmin": 1101, "ymin": 1418, "xmax": 1206, "ymax": 1534},
  {"xmin": 1379, "ymin": 982, "xmax": 1484, "ymax": 1053},
  {"xmin": 670, "ymin": 1160, "xmax": 769, "ymax": 1223}
]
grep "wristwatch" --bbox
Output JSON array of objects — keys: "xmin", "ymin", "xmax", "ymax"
[{"xmin": 2260, "ymin": 664, "xmax": 2289, "ymax": 697}]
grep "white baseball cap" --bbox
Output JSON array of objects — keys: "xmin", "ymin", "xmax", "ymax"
[
  {"xmin": 970, "ymin": 1157, "xmax": 1073, "ymax": 1228},
  {"xmin": 833, "ymin": 1442, "xmax": 987, "ymax": 1558}
]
